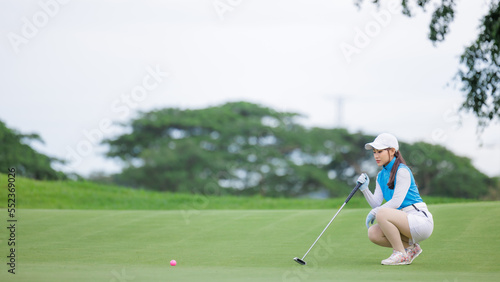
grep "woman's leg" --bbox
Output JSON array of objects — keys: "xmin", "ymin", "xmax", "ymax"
[
  {"xmin": 368, "ymin": 225, "xmax": 411, "ymax": 249},
  {"xmin": 368, "ymin": 208, "xmax": 412, "ymax": 253}
]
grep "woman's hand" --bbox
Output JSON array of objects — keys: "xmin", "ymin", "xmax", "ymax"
[
  {"xmin": 357, "ymin": 173, "xmax": 370, "ymax": 191},
  {"xmin": 366, "ymin": 209, "xmax": 376, "ymax": 228}
]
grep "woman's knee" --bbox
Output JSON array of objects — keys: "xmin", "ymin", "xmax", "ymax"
[{"xmin": 368, "ymin": 225, "xmax": 383, "ymax": 243}]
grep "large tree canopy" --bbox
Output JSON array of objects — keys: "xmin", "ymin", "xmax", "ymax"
[
  {"xmin": 0, "ymin": 120, "xmax": 65, "ymax": 180},
  {"xmin": 104, "ymin": 102, "xmax": 359, "ymax": 197},
  {"xmin": 356, "ymin": 0, "xmax": 500, "ymax": 129},
  {"xmin": 102, "ymin": 102, "xmax": 494, "ymax": 199}
]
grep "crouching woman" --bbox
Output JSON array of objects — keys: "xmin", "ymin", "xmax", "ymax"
[{"xmin": 357, "ymin": 133, "xmax": 434, "ymax": 265}]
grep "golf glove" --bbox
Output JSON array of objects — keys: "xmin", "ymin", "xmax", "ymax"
[
  {"xmin": 365, "ymin": 209, "xmax": 376, "ymax": 228},
  {"xmin": 357, "ymin": 173, "xmax": 369, "ymax": 192}
]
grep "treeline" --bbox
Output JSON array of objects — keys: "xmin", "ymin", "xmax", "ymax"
[
  {"xmin": 99, "ymin": 102, "xmax": 497, "ymax": 199},
  {"xmin": 0, "ymin": 120, "xmax": 65, "ymax": 180},
  {"xmin": 1, "ymin": 102, "xmax": 498, "ymax": 199}
]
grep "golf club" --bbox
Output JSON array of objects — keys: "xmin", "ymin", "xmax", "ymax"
[{"xmin": 293, "ymin": 181, "xmax": 363, "ymax": 265}]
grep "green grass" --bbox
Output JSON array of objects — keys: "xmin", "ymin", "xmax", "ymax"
[
  {"xmin": 0, "ymin": 173, "xmax": 475, "ymax": 210},
  {"xmin": 1, "ymin": 173, "xmax": 498, "ymax": 281},
  {"xmin": 1, "ymin": 202, "xmax": 500, "ymax": 281}
]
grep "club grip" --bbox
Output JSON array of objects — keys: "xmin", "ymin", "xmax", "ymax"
[{"xmin": 345, "ymin": 182, "xmax": 362, "ymax": 204}]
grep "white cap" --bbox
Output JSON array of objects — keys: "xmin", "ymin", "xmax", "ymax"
[{"xmin": 365, "ymin": 133, "xmax": 399, "ymax": 151}]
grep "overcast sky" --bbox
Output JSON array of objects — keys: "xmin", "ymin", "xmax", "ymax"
[{"xmin": 1, "ymin": 0, "xmax": 499, "ymax": 177}]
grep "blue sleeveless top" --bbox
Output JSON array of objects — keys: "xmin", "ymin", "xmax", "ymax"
[{"xmin": 377, "ymin": 157, "xmax": 423, "ymax": 209}]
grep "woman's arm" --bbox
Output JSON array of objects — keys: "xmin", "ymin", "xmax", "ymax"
[{"xmin": 361, "ymin": 174, "xmax": 384, "ymax": 208}]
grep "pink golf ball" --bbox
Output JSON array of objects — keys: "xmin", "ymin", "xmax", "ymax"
[{"xmin": 170, "ymin": 260, "xmax": 177, "ymax": 266}]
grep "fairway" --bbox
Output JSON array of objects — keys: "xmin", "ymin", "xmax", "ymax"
[{"xmin": 1, "ymin": 202, "xmax": 500, "ymax": 281}]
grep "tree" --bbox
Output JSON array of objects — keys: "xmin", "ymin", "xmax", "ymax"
[
  {"xmin": 356, "ymin": 0, "xmax": 500, "ymax": 129},
  {"xmin": 0, "ymin": 120, "xmax": 65, "ymax": 180},
  {"xmin": 404, "ymin": 142, "xmax": 492, "ymax": 198},
  {"xmin": 103, "ymin": 102, "xmax": 358, "ymax": 197},
  {"xmin": 103, "ymin": 102, "xmax": 494, "ymax": 198}
]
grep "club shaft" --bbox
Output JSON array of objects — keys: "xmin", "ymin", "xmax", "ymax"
[{"xmin": 301, "ymin": 201, "xmax": 347, "ymax": 260}]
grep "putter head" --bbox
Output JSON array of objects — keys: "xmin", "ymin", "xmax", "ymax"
[{"xmin": 293, "ymin": 257, "xmax": 307, "ymax": 265}]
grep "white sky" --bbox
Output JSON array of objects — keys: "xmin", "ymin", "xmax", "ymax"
[{"xmin": 1, "ymin": 0, "xmax": 499, "ymax": 177}]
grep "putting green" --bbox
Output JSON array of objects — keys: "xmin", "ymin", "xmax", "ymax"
[{"xmin": 1, "ymin": 202, "xmax": 499, "ymax": 281}]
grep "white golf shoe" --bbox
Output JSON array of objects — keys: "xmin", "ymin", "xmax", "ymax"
[
  {"xmin": 381, "ymin": 250, "xmax": 410, "ymax": 265},
  {"xmin": 406, "ymin": 243, "xmax": 422, "ymax": 263}
]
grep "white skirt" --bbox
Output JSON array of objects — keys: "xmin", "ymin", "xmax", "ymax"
[{"xmin": 404, "ymin": 203, "xmax": 434, "ymax": 244}]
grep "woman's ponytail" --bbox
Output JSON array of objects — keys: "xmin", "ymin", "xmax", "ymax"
[{"xmin": 387, "ymin": 150, "xmax": 407, "ymax": 189}]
